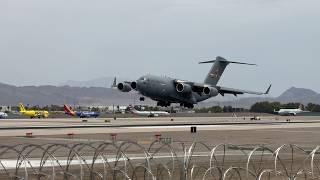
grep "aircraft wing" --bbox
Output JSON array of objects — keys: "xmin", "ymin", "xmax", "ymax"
[
  {"xmin": 174, "ymin": 80, "xmax": 271, "ymax": 96},
  {"xmin": 216, "ymin": 84, "xmax": 271, "ymax": 96}
]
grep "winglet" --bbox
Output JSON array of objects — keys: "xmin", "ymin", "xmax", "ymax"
[{"xmin": 264, "ymin": 84, "xmax": 272, "ymax": 94}]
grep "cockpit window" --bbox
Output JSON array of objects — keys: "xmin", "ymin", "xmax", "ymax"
[{"xmin": 139, "ymin": 77, "xmax": 148, "ymax": 81}]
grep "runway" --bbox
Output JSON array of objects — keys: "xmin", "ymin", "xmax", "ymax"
[
  {"xmin": 0, "ymin": 116, "xmax": 320, "ymax": 139},
  {"xmin": 1, "ymin": 116, "xmax": 320, "ymax": 180}
]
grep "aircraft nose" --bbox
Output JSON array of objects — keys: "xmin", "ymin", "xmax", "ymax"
[
  {"xmin": 136, "ymin": 79, "xmax": 146, "ymax": 89},
  {"xmin": 136, "ymin": 80, "xmax": 143, "ymax": 87}
]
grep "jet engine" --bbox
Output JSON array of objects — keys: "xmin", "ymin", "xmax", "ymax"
[
  {"xmin": 131, "ymin": 81, "xmax": 137, "ymax": 90},
  {"xmin": 176, "ymin": 83, "xmax": 192, "ymax": 94},
  {"xmin": 203, "ymin": 87, "xmax": 219, "ymax": 96},
  {"xmin": 117, "ymin": 83, "xmax": 132, "ymax": 92}
]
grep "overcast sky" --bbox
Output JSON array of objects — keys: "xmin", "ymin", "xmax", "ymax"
[{"xmin": 0, "ymin": 0, "xmax": 319, "ymax": 96}]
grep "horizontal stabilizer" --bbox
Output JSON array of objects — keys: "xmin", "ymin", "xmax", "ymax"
[{"xmin": 199, "ymin": 56, "xmax": 257, "ymax": 66}]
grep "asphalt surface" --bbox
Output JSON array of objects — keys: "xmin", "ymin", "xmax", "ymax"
[
  {"xmin": 0, "ymin": 116, "xmax": 319, "ymax": 139},
  {"xmin": 0, "ymin": 115, "xmax": 319, "ymax": 180}
]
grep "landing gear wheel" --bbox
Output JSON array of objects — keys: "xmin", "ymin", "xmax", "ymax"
[
  {"xmin": 157, "ymin": 101, "xmax": 171, "ymax": 107},
  {"xmin": 182, "ymin": 103, "xmax": 194, "ymax": 109}
]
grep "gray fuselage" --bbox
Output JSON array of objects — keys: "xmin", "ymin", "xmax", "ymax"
[{"xmin": 136, "ymin": 75, "xmax": 213, "ymax": 105}]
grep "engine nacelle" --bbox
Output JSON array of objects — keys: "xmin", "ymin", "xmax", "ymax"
[
  {"xmin": 131, "ymin": 81, "xmax": 137, "ymax": 90},
  {"xmin": 203, "ymin": 87, "xmax": 219, "ymax": 97},
  {"xmin": 176, "ymin": 83, "xmax": 192, "ymax": 94},
  {"xmin": 117, "ymin": 83, "xmax": 132, "ymax": 92}
]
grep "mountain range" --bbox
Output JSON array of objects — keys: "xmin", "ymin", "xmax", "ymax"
[
  {"xmin": 0, "ymin": 83, "xmax": 153, "ymax": 106},
  {"xmin": 200, "ymin": 87, "xmax": 320, "ymax": 108},
  {"xmin": 58, "ymin": 77, "xmax": 130, "ymax": 88},
  {"xmin": 0, "ymin": 81, "xmax": 319, "ymax": 108}
]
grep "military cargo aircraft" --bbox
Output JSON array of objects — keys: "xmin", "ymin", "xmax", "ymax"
[{"xmin": 115, "ymin": 56, "xmax": 271, "ymax": 108}]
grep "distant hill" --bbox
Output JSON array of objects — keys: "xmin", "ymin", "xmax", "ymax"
[
  {"xmin": 59, "ymin": 77, "xmax": 130, "ymax": 88},
  {"xmin": 200, "ymin": 87, "xmax": 320, "ymax": 108},
  {"xmin": 0, "ymin": 82, "xmax": 319, "ymax": 108},
  {"xmin": 0, "ymin": 83, "xmax": 153, "ymax": 106},
  {"xmin": 277, "ymin": 87, "xmax": 320, "ymax": 104}
]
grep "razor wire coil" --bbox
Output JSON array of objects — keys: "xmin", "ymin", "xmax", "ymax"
[{"xmin": 0, "ymin": 141, "xmax": 319, "ymax": 179}]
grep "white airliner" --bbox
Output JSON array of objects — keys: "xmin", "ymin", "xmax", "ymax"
[
  {"xmin": 0, "ymin": 112, "xmax": 8, "ymax": 119},
  {"xmin": 128, "ymin": 106, "xmax": 170, "ymax": 117},
  {"xmin": 274, "ymin": 105, "xmax": 308, "ymax": 116}
]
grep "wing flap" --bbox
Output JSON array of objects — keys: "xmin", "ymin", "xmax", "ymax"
[{"xmin": 217, "ymin": 84, "xmax": 271, "ymax": 96}]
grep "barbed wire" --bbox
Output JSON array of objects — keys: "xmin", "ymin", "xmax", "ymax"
[{"xmin": 0, "ymin": 140, "xmax": 319, "ymax": 179}]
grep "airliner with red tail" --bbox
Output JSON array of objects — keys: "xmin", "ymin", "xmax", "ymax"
[{"xmin": 64, "ymin": 104, "xmax": 100, "ymax": 118}]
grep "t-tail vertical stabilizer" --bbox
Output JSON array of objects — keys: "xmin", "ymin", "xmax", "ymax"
[
  {"xmin": 19, "ymin": 103, "xmax": 26, "ymax": 112},
  {"xmin": 200, "ymin": 56, "xmax": 257, "ymax": 86},
  {"xmin": 111, "ymin": 77, "xmax": 117, "ymax": 88},
  {"xmin": 299, "ymin": 104, "xmax": 303, "ymax": 110}
]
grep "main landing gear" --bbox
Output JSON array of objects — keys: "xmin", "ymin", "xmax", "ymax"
[
  {"xmin": 156, "ymin": 101, "xmax": 194, "ymax": 109},
  {"xmin": 180, "ymin": 103, "xmax": 194, "ymax": 109},
  {"xmin": 157, "ymin": 101, "xmax": 171, "ymax": 107}
]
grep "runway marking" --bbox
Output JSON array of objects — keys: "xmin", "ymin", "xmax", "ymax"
[
  {"xmin": 125, "ymin": 125, "xmax": 226, "ymax": 129},
  {"xmin": 14, "ymin": 137, "xmax": 108, "ymax": 142},
  {"xmin": 1, "ymin": 121, "xmax": 317, "ymax": 130},
  {"xmin": 0, "ymin": 151, "xmax": 272, "ymax": 169},
  {"xmin": 1, "ymin": 120, "xmax": 320, "ymax": 136},
  {"xmin": 259, "ymin": 129, "xmax": 320, "ymax": 133}
]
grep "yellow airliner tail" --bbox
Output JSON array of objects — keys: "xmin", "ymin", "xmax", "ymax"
[{"xmin": 19, "ymin": 103, "xmax": 26, "ymax": 112}]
